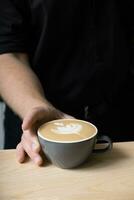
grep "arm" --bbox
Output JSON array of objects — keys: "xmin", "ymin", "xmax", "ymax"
[
  {"xmin": 0, "ymin": 53, "xmax": 50, "ymax": 119},
  {"xmin": 0, "ymin": 53, "xmax": 73, "ymax": 165},
  {"xmin": 0, "ymin": 2, "xmax": 73, "ymax": 165}
]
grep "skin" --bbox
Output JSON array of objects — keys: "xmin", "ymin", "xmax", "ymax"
[{"xmin": 0, "ymin": 53, "xmax": 73, "ymax": 166}]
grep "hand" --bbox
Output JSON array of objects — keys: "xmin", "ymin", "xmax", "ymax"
[{"xmin": 16, "ymin": 105, "xmax": 74, "ymax": 166}]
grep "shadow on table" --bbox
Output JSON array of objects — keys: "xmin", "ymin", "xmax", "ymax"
[{"xmin": 73, "ymin": 145, "xmax": 130, "ymax": 170}]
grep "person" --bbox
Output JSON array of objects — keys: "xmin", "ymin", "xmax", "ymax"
[{"xmin": 0, "ymin": 1, "xmax": 134, "ymax": 166}]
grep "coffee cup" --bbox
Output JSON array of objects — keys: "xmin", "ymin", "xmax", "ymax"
[{"xmin": 37, "ymin": 119, "xmax": 111, "ymax": 169}]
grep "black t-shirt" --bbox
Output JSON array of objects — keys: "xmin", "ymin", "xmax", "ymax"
[
  {"xmin": 1, "ymin": 1, "xmax": 134, "ymax": 147},
  {"xmin": 0, "ymin": 0, "xmax": 134, "ymax": 114}
]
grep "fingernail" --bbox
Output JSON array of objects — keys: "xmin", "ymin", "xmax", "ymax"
[{"xmin": 18, "ymin": 157, "xmax": 25, "ymax": 163}]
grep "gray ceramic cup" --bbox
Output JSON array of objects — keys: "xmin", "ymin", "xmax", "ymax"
[{"xmin": 37, "ymin": 119, "xmax": 111, "ymax": 169}]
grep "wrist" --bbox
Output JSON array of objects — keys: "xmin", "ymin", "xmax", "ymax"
[{"xmin": 20, "ymin": 97, "xmax": 55, "ymax": 120}]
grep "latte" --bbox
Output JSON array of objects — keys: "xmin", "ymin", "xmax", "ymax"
[{"xmin": 38, "ymin": 119, "xmax": 97, "ymax": 142}]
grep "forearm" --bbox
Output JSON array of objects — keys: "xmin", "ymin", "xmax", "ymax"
[{"xmin": 0, "ymin": 53, "xmax": 51, "ymax": 119}]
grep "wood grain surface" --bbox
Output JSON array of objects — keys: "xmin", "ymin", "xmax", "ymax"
[{"xmin": 0, "ymin": 142, "xmax": 134, "ymax": 200}]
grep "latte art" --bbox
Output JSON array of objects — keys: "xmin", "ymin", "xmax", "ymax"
[
  {"xmin": 51, "ymin": 123, "xmax": 82, "ymax": 134},
  {"xmin": 38, "ymin": 119, "xmax": 97, "ymax": 142}
]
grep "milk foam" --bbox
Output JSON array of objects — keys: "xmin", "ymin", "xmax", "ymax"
[{"xmin": 51, "ymin": 122, "xmax": 82, "ymax": 135}]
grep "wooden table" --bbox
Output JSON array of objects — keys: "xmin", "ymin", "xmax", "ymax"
[{"xmin": 0, "ymin": 142, "xmax": 134, "ymax": 200}]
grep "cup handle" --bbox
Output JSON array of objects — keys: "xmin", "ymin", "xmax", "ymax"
[{"xmin": 93, "ymin": 135, "xmax": 113, "ymax": 153}]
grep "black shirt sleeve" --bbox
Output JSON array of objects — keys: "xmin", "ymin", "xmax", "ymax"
[{"xmin": 0, "ymin": 0, "xmax": 30, "ymax": 54}]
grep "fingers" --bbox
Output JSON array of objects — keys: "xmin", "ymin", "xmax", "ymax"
[
  {"xmin": 22, "ymin": 130, "xmax": 41, "ymax": 153},
  {"xmin": 20, "ymin": 106, "xmax": 75, "ymax": 167},
  {"xmin": 16, "ymin": 130, "xmax": 43, "ymax": 166},
  {"xmin": 16, "ymin": 142, "xmax": 25, "ymax": 163},
  {"xmin": 63, "ymin": 113, "xmax": 75, "ymax": 119},
  {"xmin": 21, "ymin": 130, "xmax": 43, "ymax": 166}
]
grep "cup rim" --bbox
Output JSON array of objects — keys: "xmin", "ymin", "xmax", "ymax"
[{"xmin": 37, "ymin": 119, "xmax": 98, "ymax": 143}]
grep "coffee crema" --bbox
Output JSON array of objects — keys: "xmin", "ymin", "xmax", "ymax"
[{"xmin": 38, "ymin": 119, "xmax": 97, "ymax": 142}]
